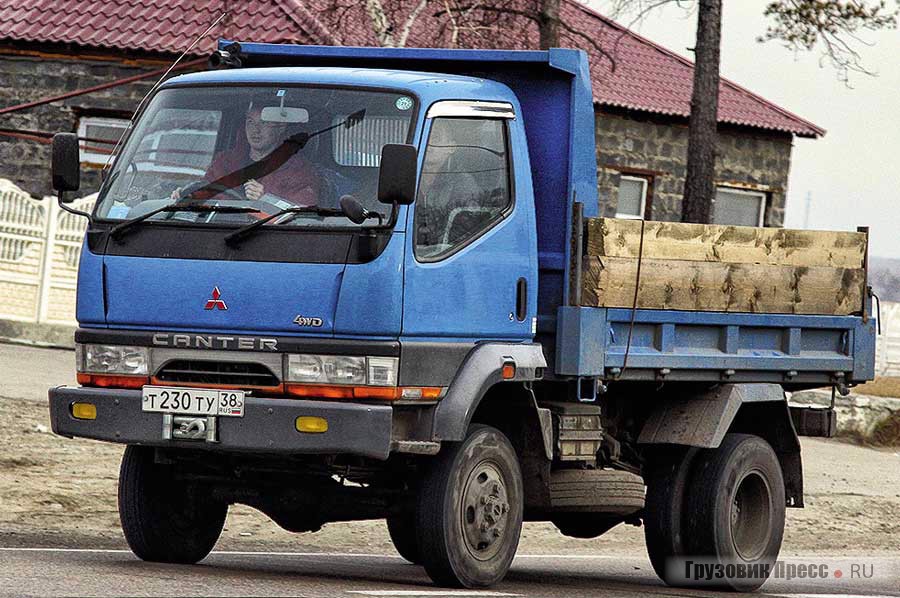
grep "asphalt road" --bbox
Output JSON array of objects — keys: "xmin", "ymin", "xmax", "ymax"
[
  {"xmin": 1, "ymin": 342, "xmax": 898, "ymax": 598},
  {"xmin": 1, "ymin": 548, "xmax": 898, "ymax": 598}
]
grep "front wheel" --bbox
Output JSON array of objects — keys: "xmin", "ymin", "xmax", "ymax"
[
  {"xmin": 683, "ymin": 433, "xmax": 786, "ymax": 591},
  {"xmin": 118, "ymin": 446, "xmax": 227, "ymax": 564},
  {"xmin": 415, "ymin": 424, "xmax": 524, "ymax": 588},
  {"xmin": 387, "ymin": 511, "xmax": 421, "ymax": 564}
]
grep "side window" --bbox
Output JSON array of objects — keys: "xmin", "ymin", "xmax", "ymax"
[{"xmin": 415, "ymin": 118, "xmax": 511, "ymax": 260}]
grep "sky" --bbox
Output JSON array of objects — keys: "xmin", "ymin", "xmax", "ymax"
[{"xmin": 588, "ymin": 0, "xmax": 900, "ymax": 259}]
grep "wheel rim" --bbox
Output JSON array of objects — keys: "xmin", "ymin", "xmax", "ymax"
[
  {"xmin": 459, "ymin": 460, "xmax": 510, "ymax": 562},
  {"xmin": 730, "ymin": 470, "xmax": 772, "ymax": 561}
]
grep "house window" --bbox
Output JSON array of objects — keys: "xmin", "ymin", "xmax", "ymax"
[
  {"xmin": 616, "ymin": 175, "xmax": 648, "ymax": 219},
  {"xmin": 714, "ymin": 187, "xmax": 766, "ymax": 227},
  {"xmin": 77, "ymin": 116, "xmax": 130, "ymax": 165}
]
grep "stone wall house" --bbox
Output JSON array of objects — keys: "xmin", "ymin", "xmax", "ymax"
[{"xmin": 0, "ymin": 0, "xmax": 822, "ymax": 226}]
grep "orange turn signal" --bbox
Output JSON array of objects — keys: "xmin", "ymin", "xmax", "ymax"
[
  {"xmin": 284, "ymin": 384, "xmax": 444, "ymax": 401},
  {"xmin": 77, "ymin": 373, "xmax": 149, "ymax": 389},
  {"xmin": 501, "ymin": 361, "xmax": 516, "ymax": 380}
]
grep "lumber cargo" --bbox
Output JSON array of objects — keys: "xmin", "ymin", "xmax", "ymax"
[{"xmin": 581, "ymin": 218, "xmax": 867, "ymax": 315}]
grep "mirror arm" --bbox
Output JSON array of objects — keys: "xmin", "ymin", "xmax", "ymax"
[
  {"xmin": 384, "ymin": 201, "xmax": 400, "ymax": 229},
  {"xmin": 57, "ymin": 192, "xmax": 92, "ymax": 223}
]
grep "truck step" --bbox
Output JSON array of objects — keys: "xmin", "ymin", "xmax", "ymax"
[
  {"xmin": 391, "ymin": 440, "xmax": 441, "ymax": 455},
  {"xmin": 549, "ymin": 468, "xmax": 645, "ymax": 515}
]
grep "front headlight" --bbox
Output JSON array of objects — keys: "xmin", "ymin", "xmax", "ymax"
[
  {"xmin": 77, "ymin": 344, "xmax": 149, "ymax": 376},
  {"xmin": 286, "ymin": 354, "xmax": 397, "ymax": 386}
]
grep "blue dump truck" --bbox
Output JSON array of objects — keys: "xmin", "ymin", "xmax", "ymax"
[{"xmin": 47, "ymin": 41, "xmax": 876, "ymax": 590}]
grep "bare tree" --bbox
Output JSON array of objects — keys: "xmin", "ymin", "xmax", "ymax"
[
  {"xmin": 681, "ymin": 0, "xmax": 721, "ymax": 224},
  {"xmin": 612, "ymin": 0, "xmax": 897, "ymax": 223},
  {"xmin": 761, "ymin": 0, "xmax": 898, "ymax": 84},
  {"xmin": 318, "ymin": 0, "xmax": 610, "ymax": 55}
]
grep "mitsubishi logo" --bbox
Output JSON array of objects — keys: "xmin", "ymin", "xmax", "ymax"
[{"xmin": 204, "ymin": 287, "xmax": 228, "ymax": 311}]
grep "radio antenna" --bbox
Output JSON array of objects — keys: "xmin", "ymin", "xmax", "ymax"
[{"xmin": 102, "ymin": 12, "xmax": 228, "ymax": 172}]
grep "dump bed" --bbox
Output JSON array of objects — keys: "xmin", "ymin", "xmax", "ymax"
[{"xmin": 555, "ymin": 217, "xmax": 876, "ymax": 388}]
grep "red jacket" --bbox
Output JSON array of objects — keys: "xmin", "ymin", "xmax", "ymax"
[{"xmin": 205, "ymin": 140, "xmax": 319, "ymax": 207}]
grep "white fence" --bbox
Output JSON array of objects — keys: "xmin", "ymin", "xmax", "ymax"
[
  {"xmin": 0, "ymin": 179, "xmax": 94, "ymax": 326},
  {"xmin": 876, "ymin": 300, "xmax": 900, "ymax": 378}
]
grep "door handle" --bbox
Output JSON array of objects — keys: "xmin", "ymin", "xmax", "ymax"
[{"xmin": 516, "ymin": 278, "xmax": 527, "ymax": 322}]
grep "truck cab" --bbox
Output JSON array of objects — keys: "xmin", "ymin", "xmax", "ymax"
[{"xmin": 48, "ymin": 41, "xmax": 875, "ymax": 591}]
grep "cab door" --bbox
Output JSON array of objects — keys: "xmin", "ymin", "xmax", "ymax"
[{"xmin": 402, "ymin": 101, "xmax": 536, "ymax": 341}]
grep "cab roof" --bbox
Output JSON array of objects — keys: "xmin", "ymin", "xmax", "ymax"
[{"xmin": 162, "ymin": 67, "xmax": 520, "ymax": 107}]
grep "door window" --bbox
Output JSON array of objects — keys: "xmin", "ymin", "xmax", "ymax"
[{"xmin": 414, "ymin": 118, "xmax": 511, "ymax": 261}]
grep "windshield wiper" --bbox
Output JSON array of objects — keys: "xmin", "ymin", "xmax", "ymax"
[
  {"xmin": 110, "ymin": 202, "xmax": 260, "ymax": 240},
  {"xmin": 224, "ymin": 205, "xmax": 344, "ymax": 246}
]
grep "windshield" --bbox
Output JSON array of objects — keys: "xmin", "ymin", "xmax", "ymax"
[{"xmin": 96, "ymin": 85, "xmax": 416, "ymax": 227}]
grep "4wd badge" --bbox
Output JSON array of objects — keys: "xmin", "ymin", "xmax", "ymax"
[{"xmin": 293, "ymin": 315, "xmax": 323, "ymax": 327}]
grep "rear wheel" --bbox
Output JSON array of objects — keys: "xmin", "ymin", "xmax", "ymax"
[
  {"xmin": 643, "ymin": 446, "xmax": 698, "ymax": 585},
  {"xmin": 683, "ymin": 434, "xmax": 786, "ymax": 591},
  {"xmin": 415, "ymin": 424, "xmax": 523, "ymax": 588},
  {"xmin": 118, "ymin": 446, "xmax": 227, "ymax": 564},
  {"xmin": 387, "ymin": 512, "xmax": 421, "ymax": 564}
]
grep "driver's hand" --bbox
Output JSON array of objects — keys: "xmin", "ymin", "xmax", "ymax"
[
  {"xmin": 245, "ymin": 179, "xmax": 264, "ymax": 201},
  {"xmin": 170, "ymin": 187, "xmax": 182, "ymax": 200}
]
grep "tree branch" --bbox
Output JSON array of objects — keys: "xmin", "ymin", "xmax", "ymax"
[{"xmin": 399, "ymin": 0, "xmax": 432, "ymax": 47}]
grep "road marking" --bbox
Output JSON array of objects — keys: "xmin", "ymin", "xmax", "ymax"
[
  {"xmin": 776, "ymin": 595, "xmax": 900, "ymax": 598},
  {"xmin": 347, "ymin": 592, "xmax": 522, "ymax": 597}
]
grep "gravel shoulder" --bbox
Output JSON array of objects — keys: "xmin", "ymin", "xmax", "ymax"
[{"xmin": 1, "ymin": 344, "xmax": 899, "ymax": 556}]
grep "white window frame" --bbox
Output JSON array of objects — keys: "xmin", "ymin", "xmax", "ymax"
[
  {"xmin": 77, "ymin": 116, "xmax": 129, "ymax": 165},
  {"xmin": 714, "ymin": 186, "xmax": 766, "ymax": 227},
  {"xmin": 616, "ymin": 175, "xmax": 648, "ymax": 220}
]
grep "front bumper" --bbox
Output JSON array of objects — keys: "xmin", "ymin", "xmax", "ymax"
[{"xmin": 48, "ymin": 386, "xmax": 394, "ymax": 460}]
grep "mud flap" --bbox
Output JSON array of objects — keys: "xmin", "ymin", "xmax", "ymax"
[{"xmin": 790, "ymin": 406, "xmax": 837, "ymax": 438}]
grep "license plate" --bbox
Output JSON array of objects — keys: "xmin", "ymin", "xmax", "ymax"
[{"xmin": 142, "ymin": 386, "xmax": 245, "ymax": 417}]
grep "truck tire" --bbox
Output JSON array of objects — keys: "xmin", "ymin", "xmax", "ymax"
[
  {"xmin": 415, "ymin": 424, "xmax": 523, "ymax": 588},
  {"xmin": 683, "ymin": 433, "xmax": 786, "ymax": 591},
  {"xmin": 549, "ymin": 468, "xmax": 645, "ymax": 514},
  {"xmin": 118, "ymin": 446, "xmax": 227, "ymax": 564},
  {"xmin": 643, "ymin": 446, "xmax": 698, "ymax": 585},
  {"xmin": 387, "ymin": 512, "xmax": 421, "ymax": 564}
]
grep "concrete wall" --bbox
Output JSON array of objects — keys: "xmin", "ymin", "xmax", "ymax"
[
  {"xmin": 595, "ymin": 108, "xmax": 794, "ymax": 226},
  {"xmin": 0, "ymin": 50, "xmax": 157, "ymax": 198}
]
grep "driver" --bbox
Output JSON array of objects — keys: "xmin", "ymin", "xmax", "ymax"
[{"xmin": 173, "ymin": 100, "xmax": 319, "ymax": 207}]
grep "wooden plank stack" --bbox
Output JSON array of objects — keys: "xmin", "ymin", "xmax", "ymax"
[{"xmin": 581, "ymin": 218, "xmax": 867, "ymax": 315}]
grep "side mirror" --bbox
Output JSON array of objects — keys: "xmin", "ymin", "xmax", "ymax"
[
  {"xmin": 377, "ymin": 143, "xmax": 417, "ymax": 206},
  {"xmin": 51, "ymin": 133, "xmax": 80, "ymax": 197}
]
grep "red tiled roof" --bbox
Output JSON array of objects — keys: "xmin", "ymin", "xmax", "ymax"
[
  {"xmin": 564, "ymin": 3, "xmax": 824, "ymax": 137},
  {"xmin": 0, "ymin": 0, "xmax": 823, "ymax": 137},
  {"xmin": 0, "ymin": 0, "xmax": 326, "ymax": 55}
]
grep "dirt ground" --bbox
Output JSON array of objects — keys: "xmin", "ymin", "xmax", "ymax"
[
  {"xmin": 855, "ymin": 376, "xmax": 900, "ymax": 399},
  {"xmin": 2, "ymin": 392, "xmax": 899, "ymax": 557}
]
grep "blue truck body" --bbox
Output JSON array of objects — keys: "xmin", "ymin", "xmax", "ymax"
[
  {"xmin": 48, "ymin": 41, "xmax": 876, "ymax": 589},
  {"xmin": 73, "ymin": 40, "xmax": 876, "ymax": 383}
]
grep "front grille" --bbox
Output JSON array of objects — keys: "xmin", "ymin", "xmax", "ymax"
[{"xmin": 156, "ymin": 360, "xmax": 280, "ymax": 387}]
